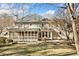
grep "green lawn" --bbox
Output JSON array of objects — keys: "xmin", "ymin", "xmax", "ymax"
[{"xmin": 0, "ymin": 43, "xmax": 77, "ymax": 56}]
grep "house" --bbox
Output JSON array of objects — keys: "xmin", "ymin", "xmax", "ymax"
[
  {"xmin": 8, "ymin": 14, "xmax": 66, "ymax": 43},
  {"xmin": 8, "ymin": 21, "xmax": 53, "ymax": 42}
]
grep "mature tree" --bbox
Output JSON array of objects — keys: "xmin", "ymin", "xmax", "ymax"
[
  {"xmin": 48, "ymin": 3, "xmax": 79, "ymax": 55},
  {"xmin": 53, "ymin": 3, "xmax": 79, "ymax": 55},
  {"xmin": 67, "ymin": 3, "xmax": 79, "ymax": 55},
  {"xmin": 6, "ymin": 3, "xmax": 31, "ymax": 20}
]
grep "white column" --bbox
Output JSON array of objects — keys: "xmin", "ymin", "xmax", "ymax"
[
  {"xmin": 50, "ymin": 32, "xmax": 52, "ymax": 40},
  {"xmin": 20, "ymin": 32, "xmax": 21, "ymax": 41},
  {"xmin": 17, "ymin": 32, "xmax": 19, "ymax": 41},
  {"xmin": 21, "ymin": 32, "xmax": 23, "ymax": 41},
  {"xmin": 18, "ymin": 32, "xmax": 20, "ymax": 41},
  {"xmin": 25, "ymin": 32, "xmax": 27, "ymax": 41},
  {"xmin": 13, "ymin": 32, "xmax": 14, "ymax": 39},
  {"xmin": 9, "ymin": 31, "xmax": 10, "ymax": 39}
]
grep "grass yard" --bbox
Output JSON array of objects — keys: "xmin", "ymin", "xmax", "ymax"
[{"xmin": 0, "ymin": 43, "xmax": 77, "ymax": 56}]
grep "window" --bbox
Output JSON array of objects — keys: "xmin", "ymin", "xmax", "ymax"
[
  {"xmin": 39, "ymin": 32, "xmax": 41, "ymax": 37},
  {"xmin": 28, "ymin": 32, "xmax": 30, "ymax": 36},
  {"xmin": 25, "ymin": 32, "xmax": 27, "ymax": 36},
  {"xmin": 35, "ymin": 32, "xmax": 37, "ymax": 36},
  {"xmin": 46, "ymin": 32, "xmax": 47, "ymax": 37},
  {"xmin": 42, "ymin": 32, "xmax": 44, "ymax": 37},
  {"xmin": 30, "ymin": 23, "xmax": 32, "ymax": 25},
  {"xmin": 32, "ymin": 32, "xmax": 33, "ymax": 36},
  {"xmin": 22, "ymin": 32, "xmax": 24, "ymax": 36},
  {"xmin": 49, "ymin": 32, "xmax": 50, "ymax": 37}
]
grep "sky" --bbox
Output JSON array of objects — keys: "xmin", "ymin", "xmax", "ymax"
[
  {"xmin": 28, "ymin": 3, "xmax": 60, "ymax": 14},
  {"xmin": 0, "ymin": 0, "xmax": 78, "ymax": 3},
  {"xmin": 0, "ymin": 3, "xmax": 64, "ymax": 15}
]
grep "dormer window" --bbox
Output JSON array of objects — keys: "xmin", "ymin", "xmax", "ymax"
[
  {"xmin": 30, "ymin": 23, "xmax": 32, "ymax": 25},
  {"xmin": 42, "ymin": 23, "xmax": 44, "ymax": 27}
]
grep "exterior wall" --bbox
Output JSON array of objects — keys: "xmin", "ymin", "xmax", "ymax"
[
  {"xmin": 9, "ymin": 22, "xmax": 54, "ymax": 42},
  {"xmin": 15, "ymin": 22, "xmax": 51, "ymax": 29},
  {"xmin": 9, "ymin": 31, "xmax": 38, "ymax": 42},
  {"xmin": 9, "ymin": 30, "xmax": 53, "ymax": 42},
  {"xmin": 38, "ymin": 31, "xmax": 53, "ymax": 40},
  {"xmin": 15, "ymin": 23, "xmax": 42, "ymax": 29},
  {"xmin": 29, "ymin": 24, "xmax": 41, "ymax": 28}
]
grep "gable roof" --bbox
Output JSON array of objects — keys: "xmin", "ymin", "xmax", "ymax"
[{"xmin": 16, "ymin": 14, "xmax": 43, "ymax": 22}]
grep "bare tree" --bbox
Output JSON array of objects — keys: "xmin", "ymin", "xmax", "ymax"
[
  {"xmin": 52, "ymin": 3, "xmax": 79, "ymax": 55},
  {"xmin": 7, "ymin": 3, "xmax": 31, "ymax": 20},
  {"xmin": 67, "ymin": 3, "xmax": 79, "ymax": 55},
  {"xmin": 48, "ymin": 5, "xmax": 73, "ymax": 41}
]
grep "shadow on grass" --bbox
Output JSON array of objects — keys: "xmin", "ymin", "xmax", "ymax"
[
  {"xmin": 0, "ymin": 43, "xmax": 47, "ymax": 56},
  {"xmin": 0, "ymin": 43, "xmax": 76, "ymax": 56},
  {"xmin": 0, "ymin": 48, "xmax": 47, "ymax": 56},
  {"xmin": 47, "ymin": 51, "xmax": 77, "ymax": 56}
]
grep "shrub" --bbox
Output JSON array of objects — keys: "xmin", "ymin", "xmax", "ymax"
[{"xmin": 0, "ymin": 37, "xmax": 13, "ymax": 46}]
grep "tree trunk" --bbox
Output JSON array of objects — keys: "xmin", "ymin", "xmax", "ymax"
[
  {"xmin": 68, "ymin": 4, "xmax": 79, "ymax": 55},
  {"xmin": 71, "ymin": 18, "xmax": 79, "ymax": 55},
  {"xmin": 72, "ymin": 18, "xmax": 79, "ymax": 55}
]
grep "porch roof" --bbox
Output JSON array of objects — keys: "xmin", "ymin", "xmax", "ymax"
[
  {"xmin": 8, "ymin": 28, "xmax": 53, "ymax": 32},
  {"xmin": 8, "ymin": 28, "xmax": 40, "ymax": 32}
]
